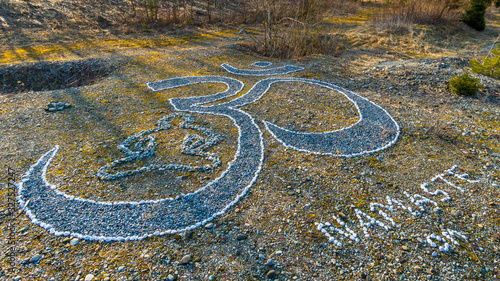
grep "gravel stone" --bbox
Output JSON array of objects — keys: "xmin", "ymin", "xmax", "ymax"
[
  {"xmin": 70, "ymin": 238, "xmax": 79, "ymax": 246},
  {"xmin": 266, "ymin": 270, "xmax": 277, "ymax": 279},
  {"xmin": 236, "ymin": 233, "xmax": 248, "ymax": 241},
  {"xmin": 179, "ymin": 254, "xmax": 192, "ymax": 265},
  {"xmin": 30, "ymin": 254, "xmax": 40, "ymax": 263},
  {"xmin": 184, "ymin": 230, "xmax": 194, "ymax": 239}
]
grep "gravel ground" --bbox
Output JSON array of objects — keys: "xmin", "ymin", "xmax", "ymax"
[{"xmin": 0, "ymin": 34, "xmax": 499, "ymax": 281}]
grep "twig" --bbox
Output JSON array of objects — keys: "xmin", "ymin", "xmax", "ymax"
[
  {"xmin": 443, "ymin": 33, "xmax": 458, "ymax": 49},
  {"xmin": 486, "ymin": 33, "xmax": 500, "ymax": 57},
  {"xmin": 278, "ymin": 17, "xmax": 322, "ymax": 28},
  {"xmin": 278, "ymin": 17, "xmax": 306, "ymax": 27}
]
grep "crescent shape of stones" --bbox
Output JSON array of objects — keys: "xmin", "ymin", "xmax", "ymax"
[
  {"xmin": 259, "ymin": 79, "xmax": 400, "ymax": 156},
  {"xmin": 17, "ymin": 65, "xmax": 399, "ymax": 241}
]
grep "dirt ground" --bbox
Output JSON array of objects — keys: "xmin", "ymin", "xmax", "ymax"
[{"xmin": 1, "ymin": 1, "xmax": 499, "ymax": 280}]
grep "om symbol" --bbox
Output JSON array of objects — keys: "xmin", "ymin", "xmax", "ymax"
[{"xmin": 17, "ymin": 62, "xmax": 399, "ymax": 241}]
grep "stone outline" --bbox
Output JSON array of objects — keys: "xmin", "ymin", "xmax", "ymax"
[
  {"xmin": 261, "ymin": 79, "xmax": 399, "ymax": 156},
  {"xmin": 219, "ymin": 64, "xmax": 400, "ymax": 156},
  {"xmin": 221, "ymin": 63, "xmax": 303, "ymax": 76},
  {"xmin": 97, "ymin": 112, "xmax": 222, "ymax": 181},
  {"xmin": 17, "ymin": 76, "xmax": 264, "ymax": 241},
  {"xmin": 251, "ymin": 61, "xmax": 273, "ymax": 68},
  {"xmin": 17, "ymin": 63, "xmax": 400, "ymax": 241}
]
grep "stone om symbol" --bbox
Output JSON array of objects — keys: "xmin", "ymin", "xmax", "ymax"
[{"xmin": 17, "ymin": 62, "xmax": 399, "ymax": 241}]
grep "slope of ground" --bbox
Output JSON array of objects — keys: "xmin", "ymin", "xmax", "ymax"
[{"xmin": 0, "ymin": 1, "xmax": 499, "ymax": 281}]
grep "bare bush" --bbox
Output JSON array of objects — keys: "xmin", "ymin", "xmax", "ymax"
[
  {"xmin": 244, "ymin": 0, "xmax": 347, "ymax": 58},
  {"xmin": 248, "ymin": 20, "xmax": 340, "ymax": 59}
]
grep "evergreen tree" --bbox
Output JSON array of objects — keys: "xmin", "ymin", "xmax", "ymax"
[{"xmin": 463, "ymin": 0, "xmax": 490, "ymax": 31}]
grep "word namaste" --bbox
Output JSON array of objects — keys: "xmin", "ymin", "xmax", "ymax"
[
  {"xmin": 17, "ymin": 62, "xmax": 399, "ymax": 241},
  {"xmin": 317, "ymin": 166, "xmax": 479, "ymax": 253}
]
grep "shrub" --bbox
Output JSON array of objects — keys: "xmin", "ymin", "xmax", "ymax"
[
  {"xmin": 470, "ymin": 46, "xmax": 500, "ymax": 79},
  {"xmin": 248, "ymin": 21, "xmax": 341, "ymax": 59},
  {"xmin": 449, "ymin": 72, "xmax": 483, "ymax": 96},
  {"xmin": 463, "ymin": 0, "xmax": 487, "ymax": 31},
  {"xmin": 246, "ymin": 0, "xmax": 346, "ymax": 58}
]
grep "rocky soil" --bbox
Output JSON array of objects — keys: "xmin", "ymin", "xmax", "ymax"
[{"xmin": 0, "ymin": 2, "xmax": 499, "ymax": 281}]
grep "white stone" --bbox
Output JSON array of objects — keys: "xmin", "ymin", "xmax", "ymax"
[{"xmin": 70, "ymin": 238, "xmax": 79, "ymax": 246}]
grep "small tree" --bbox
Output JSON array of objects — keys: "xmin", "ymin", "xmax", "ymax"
[
  {"xmin": 463, "ymin": 0, "xmax": 488, "ymax": 31},
  {"xmin": 449, "ymin": 72, "xmax": 483, "ymax": 96},
  {"xmin": 471, "ymin": 45, "xmax": 500, "ymax": 79}
]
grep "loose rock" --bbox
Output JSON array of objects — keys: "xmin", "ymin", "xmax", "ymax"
[
  {"xmin": 267, "ymin": 270, "xmax": 277, "ymax": 279},
  {"xmin": 236, "ymin": 233, "xmax": 248, "ymax": 241},
  {"xmin": 45, "ymin": 101, "xmax": 72, "ymax": 112},
  {"xmin": 179, "ymin": 254, "xmax": 192, "ymax": 265},
  {"xmin": 31, "ymin": 254, "xmax": 40, "ymax": 263},
  {"xmin": 70, "ymin": 238, "xmax": 79, "ymax": 246},
  {"xmin": 184, "ymin": 230, "xmax": 194, "ymax": 239}
]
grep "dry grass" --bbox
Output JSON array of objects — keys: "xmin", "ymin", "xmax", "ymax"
[
  {"xmin": 327, "ymin": 0, "xmax": 363, "ymax": 16},
  {"xmin": 2, "ymin": 0, "xmax": 498, "ymax": 62},
  {"xmin": 374, "ymin": 0, "xmax": 462, "ymax": 30}
]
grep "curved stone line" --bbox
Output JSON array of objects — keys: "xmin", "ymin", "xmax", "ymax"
[
  {"xmin": 221, "ymin": 63, "xmax": 303, "ymax": 76},
  {"xmin": 216, "ymin": 77, "xmax": 399, "ymax": 156},
  {"xmin": 18, "ymin": 76, "xmax": 264, "ymax": 241},
  {"xmin": 251, "ymin": 61, "xmax": 273, "ymax": 68},
  {"xmin": 258, "ymin": 79, "xmax": 400, "ymax": 156},
  {"xmin": 17, "ymin": 64, "xmax": 400, "ymax": 241}
]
